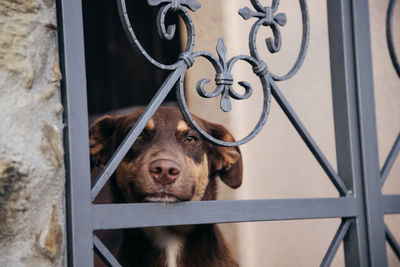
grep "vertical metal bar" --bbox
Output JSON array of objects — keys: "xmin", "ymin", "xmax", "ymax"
[
  {"xmin": 327, "ymin": 0, "xmax": 387, "ymax": 266},
  {"xmin": 327, "ymin": 1, "xmax": 368, "ymax": 265},
  {"xmin": 56, "ymin": 0, "xmax": 93, "ymax": 266},
  {"xmin": 351, "ymin": 0, "xmax": 387, "ymax": 265}
]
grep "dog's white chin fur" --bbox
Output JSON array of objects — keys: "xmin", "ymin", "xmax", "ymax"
[{"xmin": 144, "ymin": 196, "xmax": 179, "ymax": 203}]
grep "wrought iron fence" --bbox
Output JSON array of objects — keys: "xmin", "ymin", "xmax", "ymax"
[
  {"xmin": 385, "ymin": 0, "xmax": 400, "ymax": 261},
  {"xmin": 56, "ymin": 0, "xmax": 400, "ymax": 266}
]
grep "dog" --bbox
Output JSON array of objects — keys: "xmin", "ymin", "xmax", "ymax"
[{"xmin": 90, "ymin": 106, "xmax": 243, "ymax": 267}]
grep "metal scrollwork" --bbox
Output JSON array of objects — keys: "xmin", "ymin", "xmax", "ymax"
[
  {"xmin": 118, "ymin": 0, "xmax": 310, "ymax": 146},
  {"xmin": 150, "ymin": 0, "xmax": 200, "ymax": 41},
  {"xmin": 148, "ymin": 0, "xmax": 201, "ymax": 11},
  {"xmin": 239, "ymin": 0, "xmax": 287, "ymax": 53},
  {"xmin": 194, "ymin": 38, "xmax": 253, "ymax": 113},
  {"xmin": 240, "ymin": 0, "xmax": 309, "ymax": 81},
  {"xmin": 117, "ymin": 0, "xmax": 197, "ymax": 70},
  {"xmin": 177, "ymin": 39, "xmax": 272, "ymax": 146},
  {"xmin": 386, "ymin": 0, "xmax": 400, "ymax": 77}
]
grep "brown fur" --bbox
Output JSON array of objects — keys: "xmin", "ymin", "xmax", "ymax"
[{"xmin": 90, "ymin": 107, "xmax": 242, "ymax": 267}]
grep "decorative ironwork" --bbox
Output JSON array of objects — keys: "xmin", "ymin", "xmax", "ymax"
[
  {"xmin": 386, "ymin": 0, "xmax": 400, "ymax": 77},
  {"xmin": 58, "ymin": 0, "xmax": 400, "ymax": 265},
  {"xmin": 195, "ymin": 38, "xmax": 253, "ymax": 113},
  {"xmin": 239, "ymin": 0, "xmax": 287, "ymax": 54},
  {"xmin": 243, "ymin": 0, "xmax": 310, "ymax": 81},
  {"xmin": 117, "ymin": 0, "xmax": 196, "ymax": 70},
  {"xmin": 384, "ymin": 0, "xmax": 400, "ymax": 261},
  {"xmin": 117, "ymin": 0, "xmax": 309, "ymax": 147}
]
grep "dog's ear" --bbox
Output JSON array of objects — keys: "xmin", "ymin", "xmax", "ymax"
[
  {"xmin": 90, "ymin": 115, "xmax": 127, "ymax": 204},
  {"xmin": 89, "ymin": 115, "xmax": 122, "ymax": 166},
  {"xmin": 206, "ymin": 122, "xmax": 243, "ymax": 189}
]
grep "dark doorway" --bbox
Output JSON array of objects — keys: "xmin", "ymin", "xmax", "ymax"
[{"xmin": 82, "ymin": 0, "xmax": 181, "ymax": 116}]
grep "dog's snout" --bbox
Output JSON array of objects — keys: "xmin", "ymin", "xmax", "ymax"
[{"xmin": 149, "ymin": 159, "xmax": 181, "ymax": 185}]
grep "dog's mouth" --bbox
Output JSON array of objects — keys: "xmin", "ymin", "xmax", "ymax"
[{"xmin": 143, "ymin": 191, "xmax": 180, "ymax": 203}]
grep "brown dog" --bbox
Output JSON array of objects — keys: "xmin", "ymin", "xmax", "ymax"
[{"xmin": 90, "ymin": 106, "xmax": 242, "ymax": 267}]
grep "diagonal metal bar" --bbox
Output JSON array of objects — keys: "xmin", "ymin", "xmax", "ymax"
[
  {"xmin": 385, "ymin": 224, "xmax": 400, "ymax": 261},
  {"xmin": 381, "ymin": 133, "xmax": 400, "ymax": 187},
  {"xmin": 320, "ymin": 219, "xmax": 352, "ymax": 267},
  {"xmin": 270, "ymin": 80, "xmax": 349, "ymax": 196},
  {"xmin": 91, "ymin": 64, "xmax": 187, "ymax": 201},
  {"xmin": 93, "ymin": 234, "xmax": 122, "ymax": 267}
]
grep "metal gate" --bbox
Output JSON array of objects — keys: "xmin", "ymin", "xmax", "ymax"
[{"xmin": 56, "ymin": 0, "xmax": 400, "ymax": 266}]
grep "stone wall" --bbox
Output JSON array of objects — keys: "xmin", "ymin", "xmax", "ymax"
[{"xmin": 0, "ymin": 0, "xmax": 65, "ymax": 266}]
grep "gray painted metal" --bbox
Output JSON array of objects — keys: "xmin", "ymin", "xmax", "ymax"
[
  {"xmin": 91, "ymin": 65, "xmax": 187, "ymax": 200},
  {"xmin": 321, "ymin": 220, "xmax": 352, "ymax": 267},
  {"xmin": 92, "ymin": 198, "xmax": 357, "ymax": 230},
  {"xmin": 386, "ymin": 0, "xmax": 400, "ymax": 77},
  {"xmin": 383, "ymin": 195, "xmax": 400, "ymax": 214},
  {"xmin": 328, "ymin": 0, "xmax": 391, "ymax": 265},
  {"xmin": 384, "ymin": 0, "xmax": 400, "ymax": 262},
  {"xmin": 56, "ymin": 0, "xmax": 93, "ymax": 266},
  {"xmin": 93, "ymin": 235, "xmax": 122, "ymax": 267},
  {"xmin": 351, "ymin": 0, "xmax": 388, "ymax": 264},
  {"xmin": 385, "ymin": 225, "xmax": 400, "ymax": 260},
  {"xmin": 117, "ymin": 0, "xmax": 310, "ymax": 147},
  {"xmin": 176, "ymin": 49, "xmax": 272, "ymax": 147},
  {"xmin": 270, "ymin": 80, "xmax": 349, "ymax": 196},
  {"xmin": 57, "ymin": 0, "xmax": 400, "ymax": 266},
  {"xmin": 328, "ymin": 0, "xmax": 369, "ymax": 265},
  {"xmin": 381, "ymin": 133, "xmax": 400, "ymax": 187}
]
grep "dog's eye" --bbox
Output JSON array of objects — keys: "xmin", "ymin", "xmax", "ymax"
[
  {"xmin": 136, "ymin": 133, "xmax": 145, "ymax": 141},
  {"xmin": 184, "ymin": 136, "xmax": 198, "ymax": 144}
]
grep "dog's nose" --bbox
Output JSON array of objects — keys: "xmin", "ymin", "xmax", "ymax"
[{"xmin": 149, "ymin": 159, "xmax": 181, "ymax": 185}]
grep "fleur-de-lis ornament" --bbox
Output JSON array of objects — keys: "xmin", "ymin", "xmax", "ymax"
[
  {"xmin": 196, "ymin": 38, "xmax": 252, "ymax": 112},
  {"xmin": 239, "ymin": 0, "xmax": 287, "ymax": 53},
  {"xmin": 117, "ymin": 0, "xmax": 308, "ymax": 146}
]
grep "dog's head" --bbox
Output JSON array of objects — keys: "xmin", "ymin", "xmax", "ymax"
[{"xmin": 90, "ymin": 107, "xmax": 242, "ymax": 203}]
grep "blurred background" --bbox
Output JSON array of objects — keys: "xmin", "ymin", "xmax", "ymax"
[{"xmin": 82, "ymin": 0, "xmax": 400, "ymax": 266}]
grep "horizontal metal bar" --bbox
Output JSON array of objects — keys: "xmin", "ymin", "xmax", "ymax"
[
  {"xmin": 270, "ymin": 81, "xmax": 349, "ymax": 196},
  {"xmin": 382, "ymin": 195, "xmax": 400, "ymax": 214},
  {"xmin": 320, "ymin": 219, "xmax": 352, "ymax": 267},
  {"xmin": 381, "ymin": 133, "xmax": 400, "ymax": 187},
  {"xmin": 93, "ymin": 235, "xmax": 122, "ymax": 267},
  {"xmin": 91, "ymin": 64, "xmax": 186, "ymax": 201},
  {"xmin": 92, "ymin": 198, "xmax": 357, "ymax": 230},
  {"xmin": 385, "ymin": 224, "xmax": 400, "ymax": 261}
]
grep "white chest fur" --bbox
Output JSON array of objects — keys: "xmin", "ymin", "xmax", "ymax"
[{"xmin": 143, "ymin": 227, "xmax": 184, "ymax": 267}]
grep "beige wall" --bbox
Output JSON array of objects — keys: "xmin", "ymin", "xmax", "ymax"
[{"xmin": 185, "ymin": 0, "xmax": 400, "ymax": 266}]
